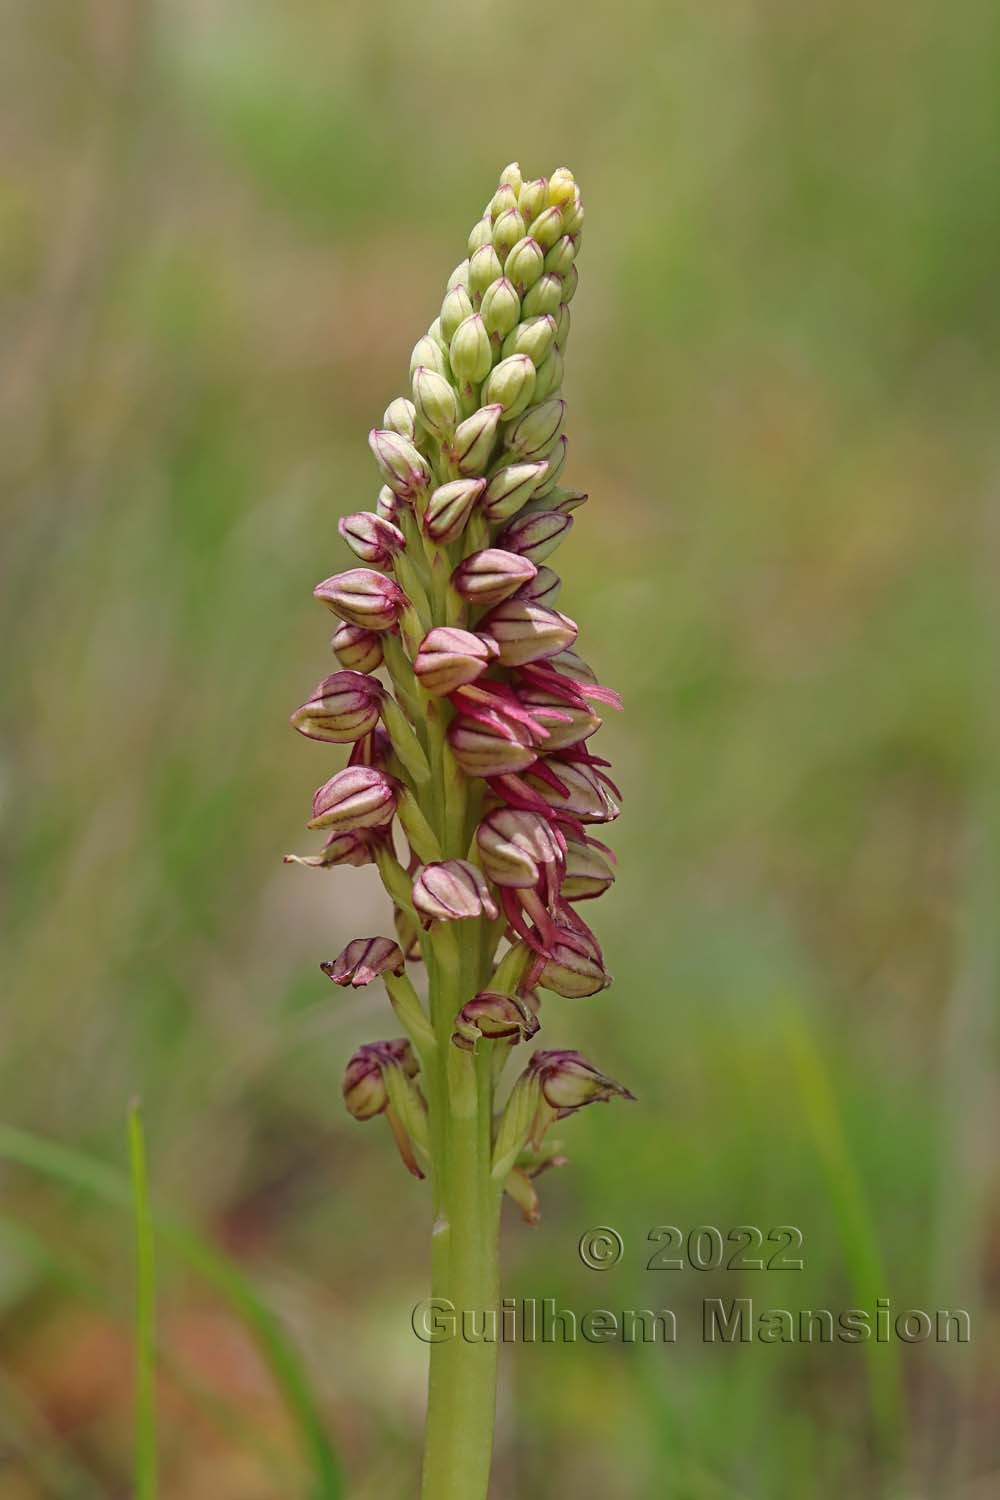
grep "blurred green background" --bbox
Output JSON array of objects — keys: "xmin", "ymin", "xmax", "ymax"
[{"xmin": 2, "ymin": 1, "xmax": 998, "ymax": 1496}]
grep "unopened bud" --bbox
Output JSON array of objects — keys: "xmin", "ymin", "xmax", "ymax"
[
  {"xmin": 476, "ymin": 807, "xmax": 564, "ymax": 889},
  {"xmin": 338, "ymin": 511, "xmax": 406, "ymax": 569},
  {"xmin": 449, "ymin": 313, "xmax": 493, "ymax": 384},
  {"xmin": 560, "ymin": 836, "xmax": 616, "ymax": 900},
  {"xmin": 481, "ymin": 355, "xmax": 536, "ymax": 419},
  {"xmin": 413, "ymin": 626, "xmax": 499, "ymax": 696},
  {"xmin": 453, "ymin": 402, "xmax": 502, "ymax": 474},
  {"xmin": 283, "ymin": 829, "xmax": 372, "ymax": 870},
  {"xmin": 447, "ymin": 715, "xmax": 538, "ymax": 777},
  {"xmin": 499, "ymin": 508, "xmax": 573, "ymax": 563},
  {"xmin": 499, "ymin": 161, "xmax": 523, "ymax": 197},
  {"xmin": 514, "ymin": 564, "xmax": 562, "ymax": 608},
  {"xmin": 309, "ymin": 765, "xmax": 399, "ymax": 833},
  {"xmin": 453, "ymin": 992, "xmax": 539, "ymax": 1051},
  {"xmin": 452, "ymin": 548, "xmax": 538, "ymax": 606},
  {"xmin": 544, "ymin": 234, "xmax": 577, "ymax": 278},
  {"xmin": 554, "ymin": 303, "xmax": 571, "ymax": 352},
  {"xmin": 532, "ymin": 346, "xmax": 564, "ymax": 403},
  {"xmin": 490, "ymin": 183, "xmax": 519, "ymax": 222},
  {"xmin": 376, "ymin": 484, "xmax": 400, "ymax": 522},
  {"xmin": 561, "ymin": 261, "xmax": 579, "ymax": 303},
  {"xmin": 412, "ymin": 366, "xmax": 459, "ymax": 440},
  {"xmin": 517, "ymin": 178, "xmax": 548, "ymax": 225},
  {"xmin": 504, "ymin": 237, "xmax": 545, "ymax": 298},
  {"xmin": 412, "ymin": 860, "xmax": 499, "ymax": 925},
  {"xmin": 482, "ymin": 460, "xmax": 548, "ymax": 524},
  {"xmin": 314, "ymin": 568, "xmax": 409, "ymax": 631},
  {"xmin": 469, "ymin": 243, "xmax": 504, "ymax": 302},
  {"xmin": 547, "ymin": 168, "xmax": 577, "ymax": 209},
  {"xmin": 467, "ymin": 215, "xmax": 493, "ymax": 255},
  {"xmin": 562, "ymin": 194, "xmax": 584, "ymax": 237},
  {"xmin": 522, "ymin": 272, "xmax": 563, "ymax": 319},
  {"xmin": 526, "ymin": 205, "xmax": 564, "ymax": 251},
  {"xmin": 480, "ymin": 278, "xmax": 521, "ymax": 340},
  {"xmin": 501, "ymin": 314, "xmax": 557, "ymax": 366},
  {"xmin": 535, "ymin": 922, "xmax": 610, "ymax": 998},
  {"xmin": 383, "ymin": 396, "xmax": 416, "ymax": 438},
  {"xmin": 503, "ymin": 397, "xmax": 565, "ymax": 459},
  {"xmin": 440, "ymin": 284, "xmax": 474, "ymax": 343},
  {"xmin": 532, "ymin": 434, "xmax": 567, "ymax": 495},
  {"xmin": 368, "ymin": 428, "xmax": 432, "ymax": 502},
  {"xmin": 492, "ymin": 207, "xmax": 526, "ymax": 262},
  {"xmin": 446, "ymin": 258, "xmax": 470, "ymax": 293},
  {"xmin": 332, "ymin": 622, "xmax": 384, "ymax": 673},
  {"xmin": 409, "ymin": 333, "xmax": 448, "ymax": 380},
  {"xmin": 291, "ymin": 670, "xmax": 385, "ymax": 743},
  {"xmin": 480, "ymin": 599, "xmax": 578, "ymax": 666},
  {"xmin": 322, "ymin": 936, "xmax": 405, "ymax": 988},
  {"xmin": 422, "ymin": 478, "xmax": 486, "ymax": 544}
]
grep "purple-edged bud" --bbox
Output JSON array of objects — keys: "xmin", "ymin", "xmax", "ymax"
[
  {"xmin": 422, "ymin": 478, "xmax": 486, "ymax": 544},
  {"xmin": 532, "ymin": 434, "xmax": 567, "ymax": 496},
  {"xmin": 554, "ymin": 302, "xmax": 571, "ymax": 352},
  {"xmin": 499, "ymin": 161, "xmax": 523, "ymax": 197},
  {"xmin": 452, "ymin": 403, "xmax": 502, "ymax": 475},
  {"xmin": 526, "ymin": 759, "xmax": 619, "ymax": 823},
  {"xmin": 412, "ymin": 366, "xmax": 459, "ymax": 440},
  {"xmin": 308, "ymin": 765, "xmax": 398, "ymax": 833},
  {"xmin": 542, "ymin": 487, "xmax": 588, "ymax": 516},
  {"xmin": 560, "ymin": 836, "xmax": 616, "ymax": 901},
  {"xmin": 283, "ymin": 829, "xmax": 372, "ymax": 870},
  {"xmin": 368, "ymin": 428, "xmax": 432, "ymax": 502},
  {"xmin": 499, "ymin": 509, "xmax": 573, "ymax": 563},
  {"xmin": 480, "ymin": 278, "xmax": 521, "ymax": 341},
  {"xmin": 503, "ymin": 237, "xmax": 545, "ymax": 297},
  {"xmin": 343, "ymin": 1038, "xmax": 417, "ymax": 1120},
  {"xmin": 516, "ymin": 685, "xmax": 599, "ymax": 748},
  {"xmin": 489, "ymin": 182, "xmax": 519, "ymax": 221},
  {"xmin": 409, "ymin": 334, "xmax": 448, "ymax": 380},
  {"xmin": 322, "ymin": 936, "xmax": 406, "ymax": 988},
  {"xmin": 517, "ymin": 177, "xmax": 548, "ymax": 225},
  {"xmin": 411, "ymin": 860, "xmax": 499, "ymax": 925},
  {"xmin": 501, "ymin": 315, "xmax": 557, "ymax": 367},
  {"xmin": 331, "ymin": 622, "xmax": 384, "ymax": 674},
  {"xmin": 526, "ymin": 206, "xmax": 564, "ymax": 251},
  {"xmin": 290, "ymin": 670, "xmax": 385, "ymax": 743},
  {"xmin": 440, "ymin": 284, "xmax": 474, "ymax": 343},
  {"xmin": 481, "ymin": 355, "xmax": 536, "ymax": 419},
  {"xmin": 448, "ymin": 715, "xmax": 538, "ymax": 777},
  {"xmin": 314, "ymin": 568, "xmax": 409, "ymax": 631},
  {"xmin": 413, "ymin": 626, "xmax": 499, "ymax": 696},
  {"xmin": 469, "ymin": 243, "xmax": 504, "ymax": 301},
  {"xmin": 561, "ymin": 261, "xmax": 579, "ymax": 303},
  {"xmin": 531, "ymin": 346, "xmax": 564, "ymax": 404},
  {"xmin": 544, "ymin": 234, "xmax": 577, "ymax": 277},
  {"xmin": 535, "ymin": 920, "xmax": 611, "ymax": 997},
  {"xmin": 452, "ymin": 992, "xmax": 539, "ymax": 1051},
  {"xmin": 468, "ymin": 214, "xmax": 493, "ymax": 255},
  {"xmin": 513, "ymin": 565, "xmax": 562, "ymax": 607},
  {"xmin": 481, "ymin": 461, "xmax": 548, "ymax": 524},
  {"xmin": 348, "ymin": 724, "xmax": 393, "ymax": 772},
  {"xmin": 480, "ymin": 599, "xmax": 578, "ymax": 667},
  {"xmin": 446, "ymin": 258, "xmax": 470, "ymax": 294},
  {"xmin": 383, "ymin": 396, "xmax": 416, "ymax": 439},
  {"xmin": 449, "ymin": 313, "xmax": 493, "ymax": 385},
  {"xmin": 476, "ymin": 807, "xmax": 564, "ymax": 889},
  {"xmin": 547, "ymin": 168, "xmax": 578, "ymax": 210},
  {"xmin": 492, "ymin": 207, "xmax": 526, "ymax": 262},
  {"xmin": 503, "ymin": 397, "xmax": 565, "ymax": 459},
  {"xmin": 522, "ymin": 273, "xmax": 563, "ymax": 319},
  {"xmin": 530, "ymin": 1048, "xmax": 634, "ymax": 1114},
  {"xmin": 338, "ymin": 511, "xmax": 406, "ymax": 569},
  {"xmin": 376, "ymin": 484, "xmax": 400, "ymax": 522},
  {"xmin": 452, "ymin": 548, "xmax": 538, "ymax": 607}
]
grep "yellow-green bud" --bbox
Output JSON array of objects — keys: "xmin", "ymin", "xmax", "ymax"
[
  {"xmin": 469, "ymin": 243, "xmax": 504, "ymax": 302},
  {"xmin": 501, "ymin": 314, "xmax": 557, "ymax": 365},
  {"xmin": 499, "ymin": 161, "xmax": 523, "ymax": 197},
  {"xmin": 562, "ymin": 194, "xmax": 584, "ymax": 236},
  {"xmin": 547, "ymin": 167, "xmax": 577, "ymax": 209},
  {"xmin": 450, "ymin": 313, "xmax": 493, "ymax": 384},
  {"xmin": 527, "ymin": 205, "xmax": 564, "ymax": 251},
  {"xmin": 412, "ymin": 365, "xmax": 459, "ymax": 440},
  {"xmin": 453, "ymin": 402, "xmax": 502, "ymax": 474},
  {"xmin": 532, "ymin": 434, "xmax": 567, "ymax": 496},
  {"xmin": 522, "ymin": 273, "xmax": 563, "ymax": 319},
  {"xmin": 532, "ymin": 346, "xmax": 564, "ymax": 403},
  {"xmin": 440, "ymin": 284, "xmax": 474, "ymax": 342},
  {"xmin": 493, "ymin": 207, "xmax": 526, "ymax": 262},
  {"xmin": 480, "ymin": 277, "xmax": 520, "ymax": 340},
  {"xmin": 554, "ymin": 303, "xmax": 571, "ymax": 352},
  {"xmin": 504, "ymin": 397, "xmax": 565, "ymax": 460},
  {"xmin": 561, "ymin": 262, "xmax": 579, "ymax": 303},
  {"xmin": 517, "ymin": 177, "xmax": 548, "ymax": 225},
  {"xmin": 544, "ymin": 235, "xmax": 577, "ymax": 278},
  {"xmin": 410, "ymin": 334, "xmax": 448, "ymax": 380},
  {"xmin": 427, "ymin": 317, "xmax": 450, "ymax": 355},
  {"xmin": 490, "ymin": 183, "xmax": 519, "ymax": 222},
  {"xmin": 446, "ymin": 259, "xmax": 470, "ymax": 293},
  {"xmin": 504, "ymin": 237, "xmax": 545, "ymax": 297},
  {"xmin": 468, "ymin": 215, "xmax": 493, "ymax": 255},
  {"xmin": 481, "ymin": 354, "xmax": 536, "ymax": 418},
  {"xmin": 383, "ymin": 396, "xmax": 416, "ymax": 439}
]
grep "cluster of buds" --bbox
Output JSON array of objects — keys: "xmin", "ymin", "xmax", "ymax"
[{"xmin": 288, "ymin": 163, "xmax": 631, "ymax": 1218}]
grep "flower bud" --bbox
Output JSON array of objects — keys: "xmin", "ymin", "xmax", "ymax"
[
  {"xmin": 469, "ymin": 243, "xmax": 504, "ymax": 301},
  {"xmin": 412, "ymin": 860, "xmax": 499, "ymax": 925},
  {"xmin": 561, "ymin": 261, "xmax": 579, "ymax": 303},
  {"xmin": 332, "ymin": 622, "xmax": 384, "ymax": 673},
  {"xmin": 422, "ymin": 478, "xmax": 486, "ymax": 544},
  {"xmin": 531, "ymin": 347, "xmax": 564, "ymax": 403},
  {"xmin": 480, "ymin": 599, "xmax": 578, "ymax": 666},
  {"xmin": 314, "ymin": 568, "xmax": 409, "ymax": 631},
  {"xmin": 499, "ymin": 161, "xmax": 523, "ymax": 197},
  {"xmin": 503, "ymin": 397, "xmax": 565, "ymax": 460},
  {"xmin": 449, "ymin": 313, "xmax": 493, "ymax": 384},
  {"xmin": 452, "ymin": 548, "xmax": 538, "ymax": 606},
  {"xmin": 342, "ymin": 1038, "xmax": 426, "ymax": 1175},
  {"xmin": 501, "ymin": 314, "xmax": 557, "ymax": 366},
  {"xmin": 440, "ymin": 284, "xmax": 474, "ymax": 342},
  {"xmin": 453, "ymin": 992, "xmax": 539, "ymax": 1051},
  {"xmin": 446, "ymin": 258, "xmax": 470, "ymax": 293},
  {"xmin": 516, "ymin": 686, "xmax": 599, "ymax": 749},
  {"xmin": 409, "ymin": 333, "xmax": 448, "ymax": 380},
  {"xmin": 546, "ymin": 168, "xmax": 577, "ymax": 209},
  {"xmin": 526, "ymin": 206, "xmax": 564, "ymax": 251},
  {"xmin": 412, "ymin": 365, "xmax": 459, "ymax": 440},
  {"xmin": 526, "ymin": 757, "xmax": 619, "ymax": 823},
  {"xmin": 498, "ymin": 509, "xmax": 573, "ymax": 563},
  {"xmin": 481, "ymin": 354, "xmax": 536, "ymax": 418},
  {"xmin": 531, "ymin": 1048, "xmax": 633, "ymax": 1113},
  {"xmin": 338, "ymin": 511, "xmax": 406, "ymax": 569},
  {"xmin": 544, "ymin": 235, "xmax": 577, "ymax": 277},
  {"xmin": 476, "ymin": 807, "xmax": 564, "ymax": 889},
  {"xmin": 480, "ymin": 277, "xmax": 520, "ymax": 340},
  {"xmin": 532, "ymin": 434, "xmax": 567, "ymax": 495},
  {"xmin": 562, "ymin": 193, "xmax": 584, "ymax": 237},
  {"xmin": 492, "ymin": 207, "xmax": 526, "ymax": 262},
  {"xmin": 513, "ymin": 564, "xmax": 562, "ymax": 608},
  {"xmin": 413, "ymin": 626, "xmax": 498, "ymax": 696},
  {"xmin": 560, "ymin": 836, "xmax": 616, "ymax": 900},
  {"xmin": 490, "ymin": 182, "xmax": 519, "ymax": 221},
  {"xmin": 308, "ymin": 765, "xmax": 398, "ymax": 833},
  {"xmin": 503, "ymin": 237, "xmax": 545, "ymax": 297},
  {"xmin": 322, "ymin": 936, "xmax": 406, "ymax": 988},
  {"xmin": 453, "ymin": 402, "xmax": 502, "ymax": 474},
  {"xmin": 535, "ymin": 921, "xmax": 610, "ymax": 997},
  {"xmin": 554, "ymin": 303, "xmax": 571, "ymax": 352},
  {"xmin": 545, "ymin": 486, "xmax": 588, "ymax": 515},
  {"xmin": 376, "ymin": 484, "xmax": 400, "ymax": 522},
  {"xmin": 521, "ymin": 272, "xmax": 563, "ymax": 318},
  {"xmin": 290, "ymin": 670, "xmax": 385, "ymax": 743},
  {"xmin": 383, "ymin": 396, "xmax": 416, "ymax": 438},
  {"xmin": 481, "ymin": 460, "xmax": 548, "ymax": 524},
  {"xmin": 517, "ymin": 178, "xmax": 548, "ymax": 225},
  {"xmin": 448, "ymin": 715, "xmax": 538, "ymax": 777},
  {"xmin": 283, "ymin": 829, "xmax": 372, "ymax": 870},
  {"xmin": 368, "ymin": 428, "xmax": 432, "ymax": 502},
  {"xmin": 467, "ymin": 215, "xmax": 493, "ymax": 255}
]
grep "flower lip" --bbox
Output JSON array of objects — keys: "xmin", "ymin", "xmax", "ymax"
[{"xmin": 322, "ymin": 936, "xmax": 406, "ymax": 987}]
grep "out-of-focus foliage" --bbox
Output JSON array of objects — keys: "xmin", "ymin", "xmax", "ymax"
[{"xmin": 2, "ymin": 1, "xmax": 998, "ymax": 1496}]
